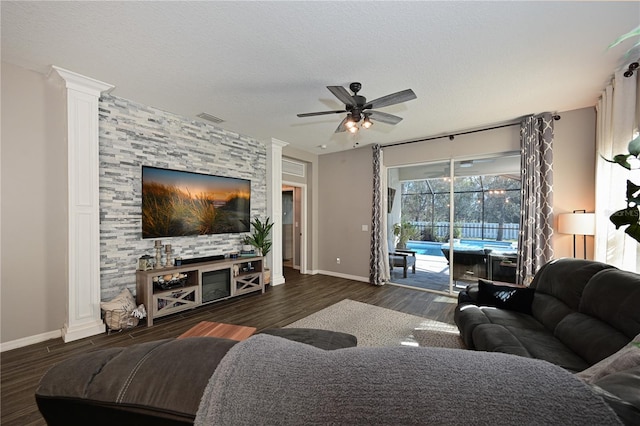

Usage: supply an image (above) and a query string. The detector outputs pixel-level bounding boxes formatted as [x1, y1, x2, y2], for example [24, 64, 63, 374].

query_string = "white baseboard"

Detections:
[316, 270, 369, 283]
[1, 329, 62, 352]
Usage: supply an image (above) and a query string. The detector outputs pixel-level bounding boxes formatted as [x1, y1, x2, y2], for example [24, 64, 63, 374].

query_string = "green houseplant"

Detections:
[242, 216, 274, 284]
[393, 221, 418, 249]
[604, 135, 640, 242]
[244, 216, 274, 257]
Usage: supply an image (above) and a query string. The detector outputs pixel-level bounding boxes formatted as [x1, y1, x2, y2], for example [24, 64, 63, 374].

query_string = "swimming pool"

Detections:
[406, 240, 517, 257]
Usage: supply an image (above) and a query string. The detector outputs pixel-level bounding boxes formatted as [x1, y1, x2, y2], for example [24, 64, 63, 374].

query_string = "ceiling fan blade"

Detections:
[327, 86, 357, 106]
[334, 116, 348, 133]
[297, 110, 346, 118]
[366, 89, 416, 109]
[368, 110, 403, 125]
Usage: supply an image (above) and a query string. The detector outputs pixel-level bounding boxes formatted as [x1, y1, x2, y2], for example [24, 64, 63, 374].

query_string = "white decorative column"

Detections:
[51, 66, 114, 342]
[267, 138, 288, 286]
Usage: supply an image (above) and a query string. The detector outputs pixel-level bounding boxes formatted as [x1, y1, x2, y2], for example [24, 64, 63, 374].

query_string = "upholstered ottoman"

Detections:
[36, 329, 357, 425]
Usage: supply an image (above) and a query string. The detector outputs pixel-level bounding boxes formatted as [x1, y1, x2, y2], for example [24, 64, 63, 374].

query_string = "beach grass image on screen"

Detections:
[142, 166, 250, 238]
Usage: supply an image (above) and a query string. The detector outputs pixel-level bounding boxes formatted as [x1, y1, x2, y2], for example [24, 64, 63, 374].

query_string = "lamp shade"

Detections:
[557, 213, 595, 235]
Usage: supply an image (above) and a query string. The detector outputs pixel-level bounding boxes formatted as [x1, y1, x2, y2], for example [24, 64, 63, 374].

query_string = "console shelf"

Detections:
[136, 256, 263, 326]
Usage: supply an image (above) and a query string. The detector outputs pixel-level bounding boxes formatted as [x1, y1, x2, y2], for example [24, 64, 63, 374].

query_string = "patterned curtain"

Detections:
[517, 113, 555, 285]
[370, 144, 390, 285]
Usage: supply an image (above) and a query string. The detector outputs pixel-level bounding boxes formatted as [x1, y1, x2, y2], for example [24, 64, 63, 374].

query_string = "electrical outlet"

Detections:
[336, 257, 341, 264]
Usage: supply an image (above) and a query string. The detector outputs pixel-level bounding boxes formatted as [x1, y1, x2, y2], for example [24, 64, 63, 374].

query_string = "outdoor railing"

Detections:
[412, 222, 519, 242]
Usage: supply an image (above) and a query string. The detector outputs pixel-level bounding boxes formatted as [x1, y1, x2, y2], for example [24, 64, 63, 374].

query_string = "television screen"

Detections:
[142, 166, 250, 238]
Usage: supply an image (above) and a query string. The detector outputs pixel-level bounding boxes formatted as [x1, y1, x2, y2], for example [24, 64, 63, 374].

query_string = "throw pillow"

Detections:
[100, 288, 137, 330]
[100, 288, 137, 313]
[576, 332, 640, 384]
[477, 279, 535, 315]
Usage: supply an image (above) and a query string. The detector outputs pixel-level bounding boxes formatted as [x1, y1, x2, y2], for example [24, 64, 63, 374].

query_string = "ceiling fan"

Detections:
[297, 82, 417, 133]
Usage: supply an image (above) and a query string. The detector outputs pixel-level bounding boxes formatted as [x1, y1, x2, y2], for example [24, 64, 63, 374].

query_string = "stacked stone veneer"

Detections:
[98, 95, 266, 300]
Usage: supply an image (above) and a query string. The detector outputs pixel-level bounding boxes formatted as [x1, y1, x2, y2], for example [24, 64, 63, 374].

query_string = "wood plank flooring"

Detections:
[1, 268, 457, 426]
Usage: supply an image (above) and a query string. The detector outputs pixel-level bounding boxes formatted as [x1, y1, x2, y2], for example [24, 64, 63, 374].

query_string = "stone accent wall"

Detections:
[98, 95, 266, 300]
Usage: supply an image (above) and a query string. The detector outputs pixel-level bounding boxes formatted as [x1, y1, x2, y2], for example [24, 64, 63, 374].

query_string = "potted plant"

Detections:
[604, 135, 640, 242]
[392, 221, 418, 250]
[243, 217, 274, 284]
[240, 235, 253, 253]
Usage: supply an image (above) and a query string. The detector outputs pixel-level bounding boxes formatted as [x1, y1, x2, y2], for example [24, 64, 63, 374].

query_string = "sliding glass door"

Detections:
[387, 154, 520, 294]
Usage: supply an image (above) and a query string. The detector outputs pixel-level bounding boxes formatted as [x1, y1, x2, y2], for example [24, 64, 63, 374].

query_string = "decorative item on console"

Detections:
[153, 272, 188, 290]
[165, 244, 172, 268]
[154, 240, 163, 269]
[138, 255, 154, 271]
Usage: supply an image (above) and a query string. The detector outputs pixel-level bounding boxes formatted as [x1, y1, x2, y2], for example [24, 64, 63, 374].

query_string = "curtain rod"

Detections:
[381, 114, 560, 149]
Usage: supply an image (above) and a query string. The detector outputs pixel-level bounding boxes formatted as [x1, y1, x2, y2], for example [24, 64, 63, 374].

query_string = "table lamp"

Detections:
[557, 210, 595, 259]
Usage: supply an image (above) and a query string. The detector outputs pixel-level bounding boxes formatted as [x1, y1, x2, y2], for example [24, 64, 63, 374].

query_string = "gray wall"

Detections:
[317, 146, 373, 278]
[1, 62, 68, 342]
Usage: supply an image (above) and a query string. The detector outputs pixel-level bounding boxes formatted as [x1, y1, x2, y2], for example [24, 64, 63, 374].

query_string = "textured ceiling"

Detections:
[2, 1, 638, 154]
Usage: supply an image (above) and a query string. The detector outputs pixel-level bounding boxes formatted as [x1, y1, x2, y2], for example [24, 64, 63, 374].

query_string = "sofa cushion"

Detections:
[530, 258, 615, 310]
[472, 323, 589, 372]
[477, 279, 535, 314]
[590, 365, 640, 425]
[577, 333, 640, 383]
[530, 292, 574, 333]
[580, 269, 640, 340]
[555, 312, 630, 365]
[593, 366, 640, 413]
[455, 302, 546, 349]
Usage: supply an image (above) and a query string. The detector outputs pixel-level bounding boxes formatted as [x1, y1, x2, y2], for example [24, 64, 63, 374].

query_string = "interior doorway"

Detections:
[282, 183, 306, 272]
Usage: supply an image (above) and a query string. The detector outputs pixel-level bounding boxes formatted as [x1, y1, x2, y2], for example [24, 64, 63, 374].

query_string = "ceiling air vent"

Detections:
[282, 159, 305, 178]
[196, 112, 225, 124]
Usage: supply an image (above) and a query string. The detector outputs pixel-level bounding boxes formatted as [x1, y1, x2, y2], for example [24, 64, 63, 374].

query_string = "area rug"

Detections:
[285, 299, 465, 349]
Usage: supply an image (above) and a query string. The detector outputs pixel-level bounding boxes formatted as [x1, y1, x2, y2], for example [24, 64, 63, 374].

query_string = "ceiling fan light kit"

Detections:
[297, 82, 416, 134]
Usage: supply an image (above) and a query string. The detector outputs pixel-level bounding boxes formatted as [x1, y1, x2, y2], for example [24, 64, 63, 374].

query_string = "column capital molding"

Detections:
[50, 65, 114, 96]
[267, 138, 289, 149]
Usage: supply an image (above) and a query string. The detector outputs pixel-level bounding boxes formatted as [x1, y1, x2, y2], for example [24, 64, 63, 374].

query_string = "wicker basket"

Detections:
[104, 308, 139, 332]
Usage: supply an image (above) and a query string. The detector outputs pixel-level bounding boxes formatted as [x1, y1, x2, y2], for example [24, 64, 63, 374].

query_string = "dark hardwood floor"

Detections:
[1, 268, 457, 426]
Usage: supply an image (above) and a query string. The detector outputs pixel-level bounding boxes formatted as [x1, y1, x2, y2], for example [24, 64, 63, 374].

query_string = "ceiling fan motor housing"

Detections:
[347, 94, 367, 122]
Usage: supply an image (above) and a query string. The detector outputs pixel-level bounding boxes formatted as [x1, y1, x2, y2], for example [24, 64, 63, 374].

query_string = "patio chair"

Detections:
[389, 249, 416, 278]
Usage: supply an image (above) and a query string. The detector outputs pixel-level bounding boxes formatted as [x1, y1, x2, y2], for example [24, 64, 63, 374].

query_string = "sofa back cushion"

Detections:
[555, 312, 630, 365]
[531, 292, 574, 332]
[530, 258, 615, 310]
[580, 268, 640, 339]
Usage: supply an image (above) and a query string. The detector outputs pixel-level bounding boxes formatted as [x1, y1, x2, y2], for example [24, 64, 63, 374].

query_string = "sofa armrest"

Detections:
[457, 283, 480, 304]
[36, 337, 237, 425]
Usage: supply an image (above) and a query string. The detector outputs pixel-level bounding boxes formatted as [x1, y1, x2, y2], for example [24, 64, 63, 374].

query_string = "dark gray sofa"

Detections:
[36, 332, 630, 425]
[454, 258, 640, 372]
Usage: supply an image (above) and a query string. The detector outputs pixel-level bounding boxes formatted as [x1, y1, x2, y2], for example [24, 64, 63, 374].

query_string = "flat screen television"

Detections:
[141, 166, 250, 238]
